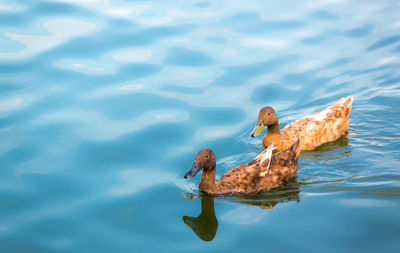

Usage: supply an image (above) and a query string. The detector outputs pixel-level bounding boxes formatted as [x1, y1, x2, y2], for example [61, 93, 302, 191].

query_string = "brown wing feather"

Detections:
[280, 96, 353, 150]
[215, 139, 301, 195]
[216, 160, 261, 195]
[255, 145, 299, 192]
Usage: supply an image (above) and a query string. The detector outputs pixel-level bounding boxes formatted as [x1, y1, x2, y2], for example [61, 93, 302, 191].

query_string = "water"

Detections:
[1, 0, 400, 252]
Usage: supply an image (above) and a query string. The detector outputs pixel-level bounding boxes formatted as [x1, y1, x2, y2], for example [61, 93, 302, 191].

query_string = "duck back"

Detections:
[275, 96, 353, 150]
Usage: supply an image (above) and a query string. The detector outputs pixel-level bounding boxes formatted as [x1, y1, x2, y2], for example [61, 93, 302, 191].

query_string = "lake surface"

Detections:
[1, 0, 400, 252]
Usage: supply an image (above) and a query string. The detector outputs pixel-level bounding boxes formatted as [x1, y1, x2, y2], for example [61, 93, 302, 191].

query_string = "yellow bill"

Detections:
[250, 121, 265, 137]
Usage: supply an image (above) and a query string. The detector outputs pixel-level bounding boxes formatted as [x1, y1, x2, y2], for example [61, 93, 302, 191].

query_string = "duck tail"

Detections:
[345, 96, 354, 107]
[340, 96, 353, 107]
[290, 138, 301, 159]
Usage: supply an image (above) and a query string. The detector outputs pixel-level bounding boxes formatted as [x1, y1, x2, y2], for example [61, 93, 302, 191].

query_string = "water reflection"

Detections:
[183, 183, 300, 241]
[300, 135, 351, 162]
[183, 195, 218, 242]
[232, 183, 301, 210]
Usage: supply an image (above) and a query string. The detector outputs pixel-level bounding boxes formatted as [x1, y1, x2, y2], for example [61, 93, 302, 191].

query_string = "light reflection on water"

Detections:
[1, 0, 400, 252]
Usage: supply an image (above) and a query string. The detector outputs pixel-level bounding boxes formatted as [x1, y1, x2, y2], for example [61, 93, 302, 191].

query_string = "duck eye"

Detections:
[268, 113, 271, 116]
[205, 155, 209, 158]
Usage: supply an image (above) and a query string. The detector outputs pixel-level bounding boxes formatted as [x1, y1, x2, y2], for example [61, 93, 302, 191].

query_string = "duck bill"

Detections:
[184, 161, 201, 179]
[251, 122, 265, 137]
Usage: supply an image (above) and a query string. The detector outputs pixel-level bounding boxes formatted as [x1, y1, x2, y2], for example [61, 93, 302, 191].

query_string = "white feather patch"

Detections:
[258, 143, 276, 177]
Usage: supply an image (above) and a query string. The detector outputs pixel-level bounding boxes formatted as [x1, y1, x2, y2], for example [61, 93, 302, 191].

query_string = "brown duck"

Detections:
[184, 139, 301, 196]
[250, 96, 353, 151]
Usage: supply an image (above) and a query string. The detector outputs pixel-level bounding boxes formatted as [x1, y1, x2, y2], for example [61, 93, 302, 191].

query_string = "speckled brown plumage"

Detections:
[252, 96, 353, 151]
[184, 139, 301, 196]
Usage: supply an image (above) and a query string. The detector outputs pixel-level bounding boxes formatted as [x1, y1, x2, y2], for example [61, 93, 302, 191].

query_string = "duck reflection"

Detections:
[183, 182, 300, 241]
[183, 195, 218, 242]
[233, 182, 300, 209]
[301, 135, 351, 162]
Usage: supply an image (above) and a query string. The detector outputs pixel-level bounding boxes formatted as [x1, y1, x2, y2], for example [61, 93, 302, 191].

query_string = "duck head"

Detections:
[251, 106, 278, 137]
[184, 149, 216, 179]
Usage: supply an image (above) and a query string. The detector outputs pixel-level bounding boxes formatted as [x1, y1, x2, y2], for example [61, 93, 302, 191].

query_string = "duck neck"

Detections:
[267, 122, 280, 135]
[199, 166, 216, 194]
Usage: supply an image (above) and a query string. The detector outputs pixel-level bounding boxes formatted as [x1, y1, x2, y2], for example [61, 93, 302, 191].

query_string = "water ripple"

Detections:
[35, 109, 189, 140]
[0, 19, 96, 59]
[1, 0, 400, 252]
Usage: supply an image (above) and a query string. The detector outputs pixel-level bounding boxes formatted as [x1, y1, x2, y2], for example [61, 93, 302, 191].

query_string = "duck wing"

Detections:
[255, 138, 301, 192]
[281, 96, 353, 150]
[217, 139, 301, 195]
[216, 152, 269, 194]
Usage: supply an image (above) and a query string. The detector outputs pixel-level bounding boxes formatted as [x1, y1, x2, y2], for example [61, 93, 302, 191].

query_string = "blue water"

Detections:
[1, 0, 400, 252]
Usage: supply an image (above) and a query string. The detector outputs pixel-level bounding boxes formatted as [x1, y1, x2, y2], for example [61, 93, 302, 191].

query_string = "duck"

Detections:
[250, 96, 353, 151]
[183, 139, 301, 196]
